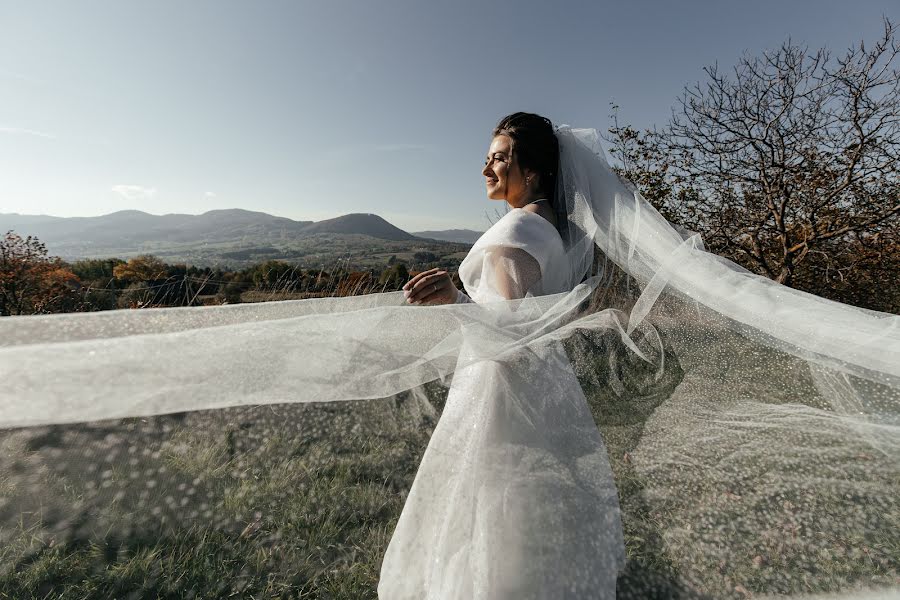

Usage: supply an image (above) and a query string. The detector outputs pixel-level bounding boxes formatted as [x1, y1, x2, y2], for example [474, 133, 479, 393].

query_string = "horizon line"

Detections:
[0, 207, 486, 232]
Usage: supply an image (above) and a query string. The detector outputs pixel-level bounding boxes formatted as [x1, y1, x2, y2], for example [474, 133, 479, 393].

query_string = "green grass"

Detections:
[0, 393, 440, 600]
[0, 328, 897, 599]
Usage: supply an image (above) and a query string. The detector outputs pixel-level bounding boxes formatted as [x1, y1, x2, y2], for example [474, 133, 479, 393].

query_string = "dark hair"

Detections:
[492, 112, 559, 202]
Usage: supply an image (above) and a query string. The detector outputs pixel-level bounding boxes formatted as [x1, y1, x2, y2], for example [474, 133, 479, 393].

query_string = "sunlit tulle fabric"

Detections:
[0, 126, 897, 599]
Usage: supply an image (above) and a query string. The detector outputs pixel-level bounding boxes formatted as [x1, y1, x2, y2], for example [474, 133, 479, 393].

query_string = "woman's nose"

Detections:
[482, 161, 492, 177]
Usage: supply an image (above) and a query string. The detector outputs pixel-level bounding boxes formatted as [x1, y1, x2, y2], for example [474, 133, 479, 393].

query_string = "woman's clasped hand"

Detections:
[403, 268, 459, 305]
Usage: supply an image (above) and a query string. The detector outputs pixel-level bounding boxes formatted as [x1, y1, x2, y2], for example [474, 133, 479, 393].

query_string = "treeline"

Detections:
[0, 231, 452, 316]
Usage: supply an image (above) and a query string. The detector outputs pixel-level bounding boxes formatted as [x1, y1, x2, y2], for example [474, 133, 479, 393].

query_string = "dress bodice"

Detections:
[458, 208, 568, 303]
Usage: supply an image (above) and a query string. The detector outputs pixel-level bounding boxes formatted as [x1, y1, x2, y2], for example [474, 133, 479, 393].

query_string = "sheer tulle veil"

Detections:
[0, 124, 897, 598]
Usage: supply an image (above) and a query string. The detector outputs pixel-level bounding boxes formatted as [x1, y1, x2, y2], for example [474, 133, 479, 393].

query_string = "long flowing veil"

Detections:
[0, 126, 897, 598]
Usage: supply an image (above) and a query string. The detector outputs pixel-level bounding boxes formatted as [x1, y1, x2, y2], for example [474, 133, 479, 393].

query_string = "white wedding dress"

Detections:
[378, 207, 625, 599]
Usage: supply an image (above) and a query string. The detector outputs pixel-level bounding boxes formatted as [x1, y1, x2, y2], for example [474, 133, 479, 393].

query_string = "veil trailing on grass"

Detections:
[0, 126, 898, 598]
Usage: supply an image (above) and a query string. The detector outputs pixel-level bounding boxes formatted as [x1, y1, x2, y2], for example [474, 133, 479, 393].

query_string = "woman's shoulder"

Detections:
[480, 208, 559, 246]
[459, 208, 569, 296]
[511, 207, 559, 233]
[467, 208, 565, 275]
[502, 209, 565, 257]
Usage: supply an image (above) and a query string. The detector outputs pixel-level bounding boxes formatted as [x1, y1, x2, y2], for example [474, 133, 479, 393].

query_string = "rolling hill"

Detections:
[411, 229, 484, 244]
[0, 209, 474, 268]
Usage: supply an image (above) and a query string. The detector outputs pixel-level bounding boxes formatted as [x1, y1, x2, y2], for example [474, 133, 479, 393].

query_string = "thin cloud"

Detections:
[204, 191, 217, 198]
[0, 127, 57, 140]
[111, 185, 157, 202]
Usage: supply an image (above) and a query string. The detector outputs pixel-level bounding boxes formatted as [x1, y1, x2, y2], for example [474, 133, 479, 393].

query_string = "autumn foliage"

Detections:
[113, 255, 170, 282]
[0, 231, 81, 316]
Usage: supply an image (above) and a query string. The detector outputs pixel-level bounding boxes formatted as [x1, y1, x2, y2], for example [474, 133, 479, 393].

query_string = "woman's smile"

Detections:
[482, 134, 515, 201]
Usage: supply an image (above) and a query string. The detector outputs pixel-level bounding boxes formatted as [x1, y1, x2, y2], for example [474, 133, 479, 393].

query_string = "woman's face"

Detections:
[482, 134, 531, 203]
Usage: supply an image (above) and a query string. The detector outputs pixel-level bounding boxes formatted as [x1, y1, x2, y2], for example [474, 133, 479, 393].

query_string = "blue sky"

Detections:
[1, 1, 896, 232]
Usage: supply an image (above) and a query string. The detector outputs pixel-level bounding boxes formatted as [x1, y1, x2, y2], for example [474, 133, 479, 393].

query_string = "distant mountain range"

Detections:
[0, 209, 483, 268]
[410, 229, 484, 244]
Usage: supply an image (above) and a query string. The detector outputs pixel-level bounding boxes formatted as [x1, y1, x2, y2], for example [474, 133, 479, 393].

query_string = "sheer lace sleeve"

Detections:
[457, 210, 563, 304]
[479, 245, 542, 301]
[455, 289, 475, 304]
[455, 246, 541, 303]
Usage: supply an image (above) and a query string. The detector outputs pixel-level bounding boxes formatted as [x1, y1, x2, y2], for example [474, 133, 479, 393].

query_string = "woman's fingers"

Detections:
[402, 268, 439, 292]
[406, 273, 444, 303]
[414, 284, 443, 305]
[404, 270, 449, 304]
[406, 270, 443, 296]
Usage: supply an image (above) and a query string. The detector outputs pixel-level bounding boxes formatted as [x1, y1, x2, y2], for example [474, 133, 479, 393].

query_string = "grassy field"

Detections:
[0, 327, 897, 599]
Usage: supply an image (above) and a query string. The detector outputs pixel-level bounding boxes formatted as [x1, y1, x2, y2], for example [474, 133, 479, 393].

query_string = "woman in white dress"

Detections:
[378, 113, 625, 599]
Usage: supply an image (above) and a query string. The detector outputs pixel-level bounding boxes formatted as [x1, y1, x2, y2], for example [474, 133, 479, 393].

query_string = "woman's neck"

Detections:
[519, 198, 548, 210]
[511, 197, 557, 228]
[506, 190, 544, 210]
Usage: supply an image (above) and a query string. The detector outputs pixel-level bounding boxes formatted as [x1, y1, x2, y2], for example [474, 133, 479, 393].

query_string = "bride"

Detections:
[380, 112, 899, 598]
[379, 113, 625, 599]
[0, 113, 897, 599]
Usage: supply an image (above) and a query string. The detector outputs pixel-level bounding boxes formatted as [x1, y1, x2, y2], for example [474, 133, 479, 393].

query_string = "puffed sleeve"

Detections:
[457, 210, 560, 304]
[479, 246, 542, 301]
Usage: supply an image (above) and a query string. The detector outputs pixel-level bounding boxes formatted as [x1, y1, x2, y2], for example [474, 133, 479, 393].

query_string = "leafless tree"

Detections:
[668, 19, 899, 286]
[609, 19, 899, 304]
